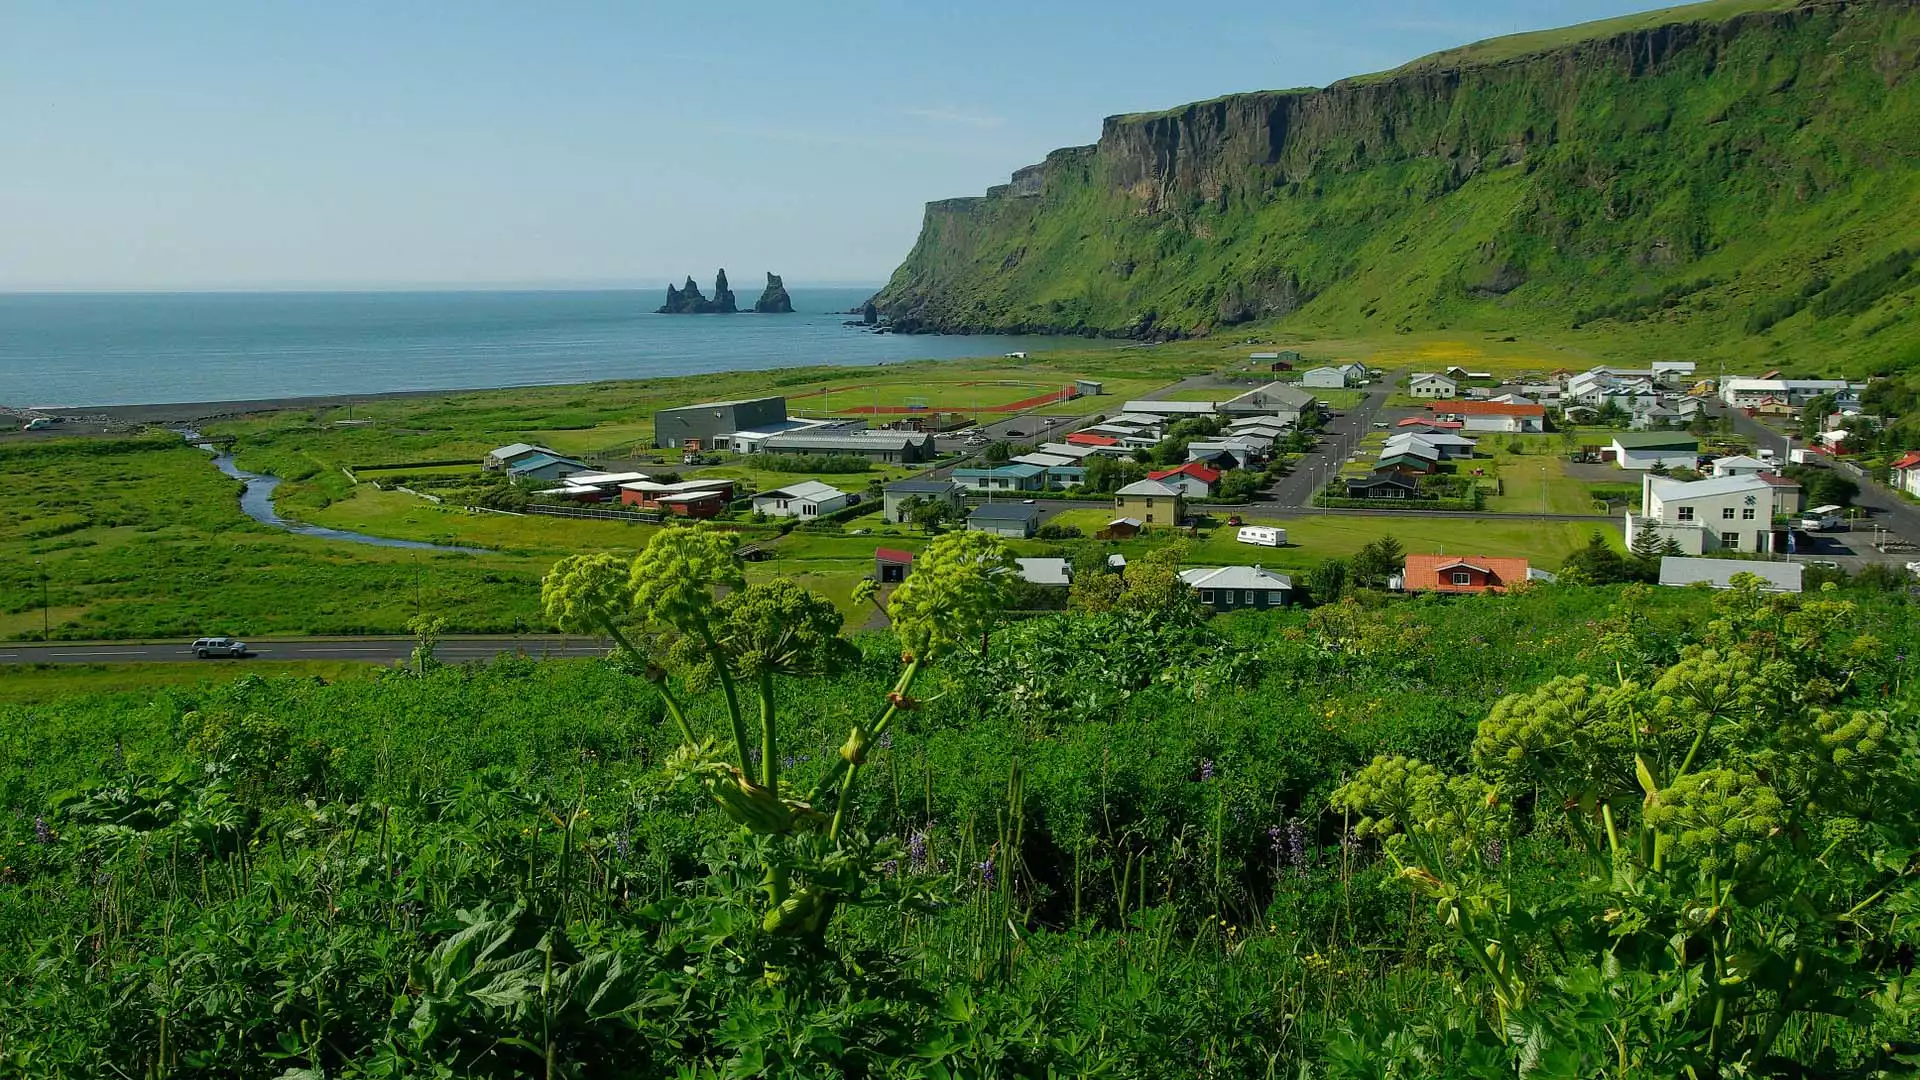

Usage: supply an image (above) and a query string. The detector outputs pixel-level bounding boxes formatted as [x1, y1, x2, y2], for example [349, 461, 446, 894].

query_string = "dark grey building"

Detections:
[883, 479, 962, 524]
[653, 395, 788, 449]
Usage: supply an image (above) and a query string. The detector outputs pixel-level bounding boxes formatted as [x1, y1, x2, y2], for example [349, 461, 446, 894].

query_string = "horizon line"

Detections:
[0, 281, 888, 297]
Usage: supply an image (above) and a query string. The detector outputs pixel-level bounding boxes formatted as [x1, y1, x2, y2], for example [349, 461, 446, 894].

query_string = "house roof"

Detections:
[968, 502, 1039, 522]
[1179, 565, 1293, 591]
[507, 452, 588, 474]
[1120, 400, 1218, 415]
[1015, 557, 1072, 586]
[1037, 442, 1100, 459]
[657, 490, 727, 504]
[1386, 432, 1475, 448]
[1409, 372, 1456, 385]
[1107, 517, 1142, 528]
[1012, 453, 1080, 468]
[885, 480, 957, 494]
[875, 547, 915, 563]
[620, 478, 735, 494]
[756, 480, 846, 502]
[490, 442, 555, 461]
[1223, 383, 1317, 410]
[1398, 418, 1464, 430]
[1890, 451, 1920, 471]
[1115, 479, 1184, 498]
[1710, 455, 1771, 470]
[1647, 474, 1776, 501]
[1108, 413, 1169, 427]
[1428, 400, 1547, 417]
[1347, 473, 1417, 489]
[1658, 556, 1803, 592]
[1402, 554, 1532, 592]
[563, 471, 650, 486]
[1148, 462, 1223, 484]
[760, 431, 932, 453]
[1609, 432, 1699, 450]
[1066, 432, 1121, 446]
[1756, 473, 1802, 488]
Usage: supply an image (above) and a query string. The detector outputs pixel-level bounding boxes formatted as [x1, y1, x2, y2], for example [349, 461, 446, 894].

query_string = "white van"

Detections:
[1236, 525, 1285, 548]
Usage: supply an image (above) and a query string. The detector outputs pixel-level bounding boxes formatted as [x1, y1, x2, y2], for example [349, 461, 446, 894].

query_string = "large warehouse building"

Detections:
[652, 396, 788, 449]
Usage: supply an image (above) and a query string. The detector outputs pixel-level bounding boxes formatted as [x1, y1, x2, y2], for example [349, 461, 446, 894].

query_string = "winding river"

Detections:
[183, 431, 486, 554]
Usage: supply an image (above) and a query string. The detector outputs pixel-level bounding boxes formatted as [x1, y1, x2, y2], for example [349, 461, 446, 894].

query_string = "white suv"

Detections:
[192, 636, 248, 659]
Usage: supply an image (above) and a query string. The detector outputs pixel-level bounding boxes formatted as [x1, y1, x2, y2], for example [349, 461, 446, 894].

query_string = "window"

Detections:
[1144, 498, 1155, 508]
[802, 503, 815, 516]
[1244, 590, 1256, 605]
[1220, 591, 1233, 606]
[1721, 532, 1740, 549]
[1200, 590, 1214, 604]
[1268, 591, 1285, 605]
[1451, 571, 1473, 586]
[1677, 506, 1695, 522]
[1742, 508, 1755, 520]
[1722, 507, 1736, 520]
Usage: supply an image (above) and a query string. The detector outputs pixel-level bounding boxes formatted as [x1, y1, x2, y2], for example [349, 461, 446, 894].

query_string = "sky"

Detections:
[2, 1, 1683, 291]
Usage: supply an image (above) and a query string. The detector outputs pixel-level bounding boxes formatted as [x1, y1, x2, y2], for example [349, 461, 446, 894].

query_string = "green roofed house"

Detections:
[1606, 432, 1701, 472]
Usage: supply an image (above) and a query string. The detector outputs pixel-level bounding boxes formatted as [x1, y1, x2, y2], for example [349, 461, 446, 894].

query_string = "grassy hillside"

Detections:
[873, 0, 1920, 375]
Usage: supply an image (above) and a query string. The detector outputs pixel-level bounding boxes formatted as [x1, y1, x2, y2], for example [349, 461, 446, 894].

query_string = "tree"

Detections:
[1349, 536, 1405, 589]
[1784, 464, 1858, 509]
[1067, 564, 1126, 613]
[1216, 469, 1266, 502]
[982, 441, 1012, 464]
[906, 496, 953, 533]
[1559, 531, 1641, 584]
[1305, 558, 1348, 605]
[1799, 392, 1837, 439]
[1629, 525, 1664, 566]
[1660, 536, 1686, 557]
[1083, 455, 1146, 494]
[1116, 543, 1197, 615]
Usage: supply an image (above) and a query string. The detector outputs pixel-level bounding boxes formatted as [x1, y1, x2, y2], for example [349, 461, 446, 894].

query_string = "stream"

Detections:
[181, 431, 487, 554]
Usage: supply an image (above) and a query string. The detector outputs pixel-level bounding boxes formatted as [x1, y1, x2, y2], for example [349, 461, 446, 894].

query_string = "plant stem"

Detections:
[809, 658, 922, 804]
[758, 670, 778, 792]
[694, 621, 751, 769]
[595, 615, 697, 745]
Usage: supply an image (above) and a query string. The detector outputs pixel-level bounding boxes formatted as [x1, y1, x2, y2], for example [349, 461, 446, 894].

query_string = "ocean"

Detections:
[0, 288, 1078, 408]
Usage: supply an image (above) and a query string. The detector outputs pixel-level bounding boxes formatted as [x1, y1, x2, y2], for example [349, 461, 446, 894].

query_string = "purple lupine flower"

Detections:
[908, 829, 929, 871]
[880, 859, 899, 877]
[614, 829, 632, 859]
[1199, 759, 1215, 782]
[877, 730, 894, 751]
[975, 858, 995, 888]
[1484, 837, 1504, 867]
[747, 747, 761, 766]
[1287, 819, 1309, 870]
[781, 755, 796, 771]
[1268, 825, 1285, 856]
[33, 815, 53, 845]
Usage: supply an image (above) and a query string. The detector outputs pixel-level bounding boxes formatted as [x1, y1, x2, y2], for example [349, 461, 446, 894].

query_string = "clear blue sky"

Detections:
[3, 1, 1678, 291]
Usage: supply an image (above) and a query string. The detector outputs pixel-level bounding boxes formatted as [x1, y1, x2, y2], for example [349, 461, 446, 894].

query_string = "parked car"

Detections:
[191, 636, 249, 659]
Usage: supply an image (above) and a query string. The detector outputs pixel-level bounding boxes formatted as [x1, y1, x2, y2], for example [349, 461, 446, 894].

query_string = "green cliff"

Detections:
[871, 0, 1920, 372]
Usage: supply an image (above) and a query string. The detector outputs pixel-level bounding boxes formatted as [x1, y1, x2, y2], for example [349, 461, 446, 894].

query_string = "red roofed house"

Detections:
[1066, 432, 1121, 448]
[619, 478, 736, 518]
[874, 547, 915, 584]
[1400, 554, 1538, 594]
[1891, 451, 1920, 499]
[1147, 461, 1222, 497]
[1398, 418, 1465, 431]
[1427, 400, 1547, 434]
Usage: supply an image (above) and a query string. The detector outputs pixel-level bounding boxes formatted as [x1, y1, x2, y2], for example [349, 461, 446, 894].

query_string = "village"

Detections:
[469, 354, 1920, 608]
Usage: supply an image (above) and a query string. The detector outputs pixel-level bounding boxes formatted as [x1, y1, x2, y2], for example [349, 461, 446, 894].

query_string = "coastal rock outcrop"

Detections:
[753, 273, 794, 314]
[656, 269, 776, 314]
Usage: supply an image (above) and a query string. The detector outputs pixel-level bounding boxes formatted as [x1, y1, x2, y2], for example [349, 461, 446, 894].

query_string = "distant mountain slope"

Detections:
[871, 0, 1920, 374]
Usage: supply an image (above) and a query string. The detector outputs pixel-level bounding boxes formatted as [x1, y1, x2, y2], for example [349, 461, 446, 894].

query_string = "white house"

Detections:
[1606, 433, 1700, 471]
[1337, 362, 1371, 385]
[1385, 432, 1476, 460]
[1891, 452, 1920, 497]
[1408, 372, 1457, 399]
[1299, 366, 1350, 389]
[1014, 557, 1072, 588]
[751, 479, 850, 519]
[1719, 378, 1864, 409]
[1709, 455, 1774, 478]
[1626, 473, 1801, 555]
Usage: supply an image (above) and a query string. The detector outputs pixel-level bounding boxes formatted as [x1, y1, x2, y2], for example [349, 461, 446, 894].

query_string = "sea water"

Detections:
[0, 288, 1081, 408]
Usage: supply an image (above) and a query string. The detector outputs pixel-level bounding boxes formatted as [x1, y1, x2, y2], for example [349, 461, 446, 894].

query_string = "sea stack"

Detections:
[654, 269, 758, 314]
[754, 272, 794, 314]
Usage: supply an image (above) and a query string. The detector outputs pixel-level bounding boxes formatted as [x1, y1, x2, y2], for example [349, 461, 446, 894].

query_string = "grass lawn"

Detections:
[1042, 508, 1619, 572]
[304, 487, 661, 553]
[0, 661, 379, 706]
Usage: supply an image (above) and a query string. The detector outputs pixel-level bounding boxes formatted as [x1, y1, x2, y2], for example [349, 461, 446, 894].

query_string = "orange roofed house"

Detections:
[1399, 554, 1548, 594]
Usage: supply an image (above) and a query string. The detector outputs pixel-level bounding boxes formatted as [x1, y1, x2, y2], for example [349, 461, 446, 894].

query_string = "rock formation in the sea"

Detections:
[753, 273, 794, 313]
[655, 269, 759, 314]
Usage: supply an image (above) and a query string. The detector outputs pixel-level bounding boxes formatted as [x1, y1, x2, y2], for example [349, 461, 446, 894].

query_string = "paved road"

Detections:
[1266, 370, 1408, 508]
[0, 636, 614, 666]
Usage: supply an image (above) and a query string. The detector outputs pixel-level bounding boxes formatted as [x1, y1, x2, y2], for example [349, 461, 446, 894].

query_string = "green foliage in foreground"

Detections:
[0, 580, 1915, 1077]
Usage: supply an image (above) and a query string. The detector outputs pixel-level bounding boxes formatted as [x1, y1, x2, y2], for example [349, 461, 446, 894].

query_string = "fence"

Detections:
[524, 504, 663, 524]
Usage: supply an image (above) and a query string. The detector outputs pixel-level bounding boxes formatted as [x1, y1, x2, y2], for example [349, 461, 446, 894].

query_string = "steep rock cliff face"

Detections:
[871, 0, 1920, 370]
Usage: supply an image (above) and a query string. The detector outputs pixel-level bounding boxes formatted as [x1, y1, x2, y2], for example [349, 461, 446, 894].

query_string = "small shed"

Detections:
[874, 547, 915, 584]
